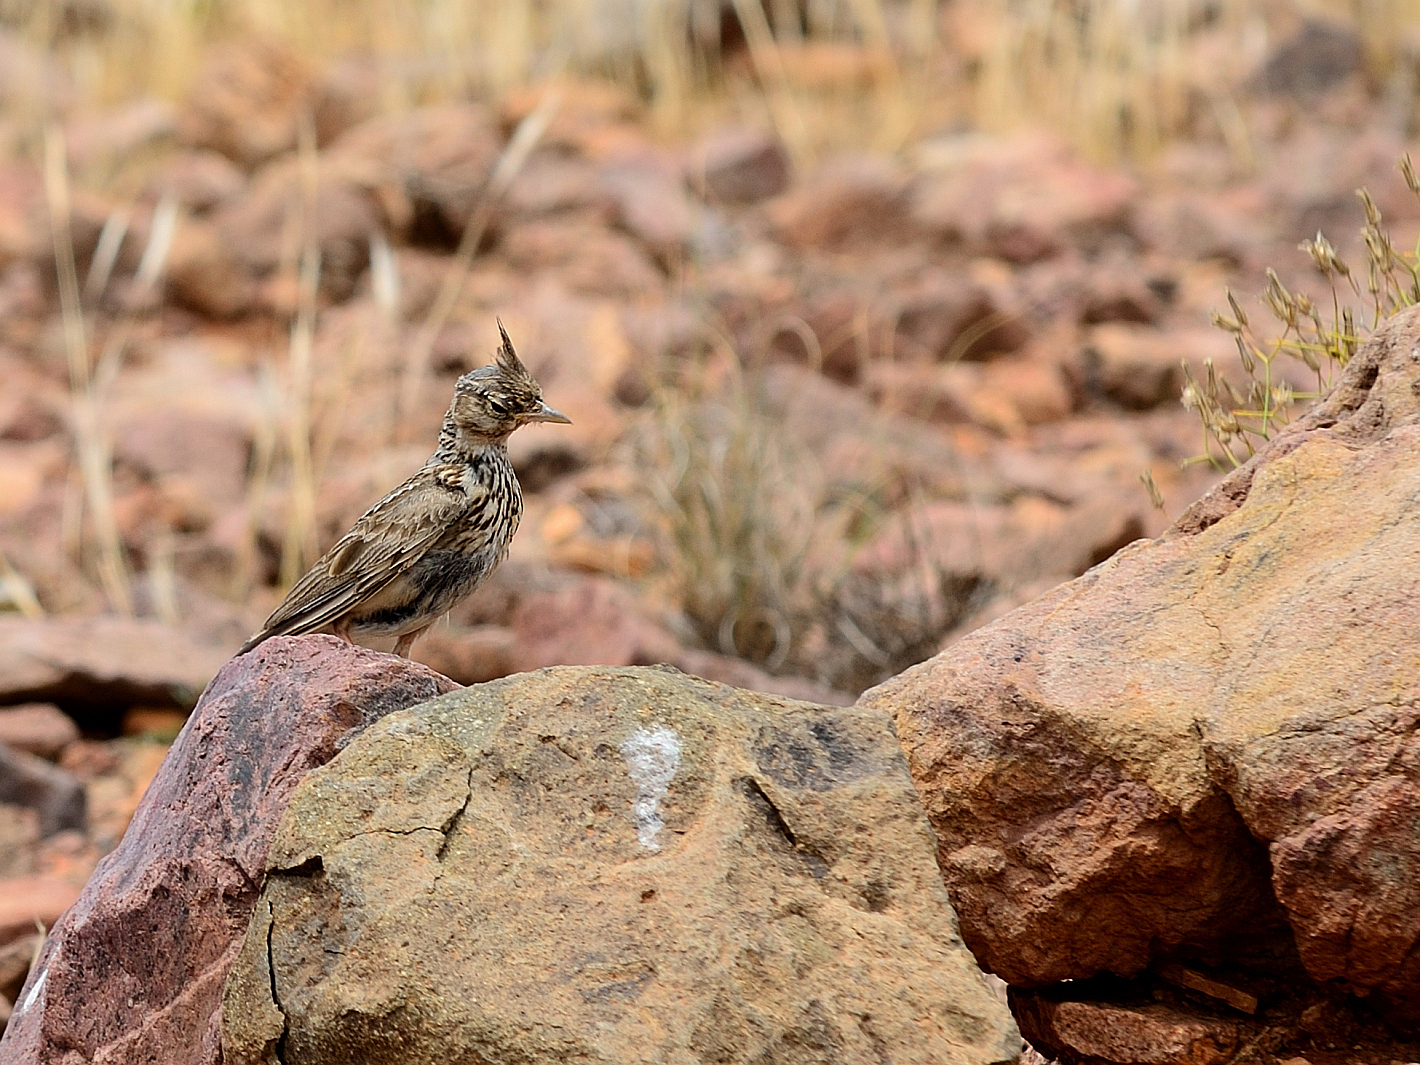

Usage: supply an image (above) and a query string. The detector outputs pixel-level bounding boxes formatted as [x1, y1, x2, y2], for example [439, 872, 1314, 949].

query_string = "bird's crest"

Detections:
[494, 319, 529, 379]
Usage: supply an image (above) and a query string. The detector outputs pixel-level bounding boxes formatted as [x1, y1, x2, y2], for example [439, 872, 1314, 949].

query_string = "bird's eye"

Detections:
[488, 399, 510, 417]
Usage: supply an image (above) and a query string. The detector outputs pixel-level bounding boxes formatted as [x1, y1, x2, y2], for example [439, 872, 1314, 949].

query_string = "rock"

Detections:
[768, 155, 911, 250]
[0, 636, 457, 1065]
[855, 490, 1146, 596]
[410, 624, 517, 685]
[891, 272, 1029, 362]
[64, 98, 176, 173]
[112, 403, 255, 509]
[310, 54, 383, 147]
[502, 149, 605, 218]
[1135, 190, 1263, 267]
[326, 103, 501, 246]
[0, 358, 62, 443]
[164, 217, 259, 318]
[1010, 991, 1246, 1065]
[0, 704, 78, 760]
[501, 215, 665, 297]
[912, 133, 1137, 263]
[1253, 18, 1365, 97]
[121, 707, 188, 739]
[0, 932, 40, 998]
[221, 666, 1021, 1065]
[599, 153, 695, 262]
[1079, 264, 1164, 325]
[0, 878, 80, 947]
[146, 150, 246, 215]
[860, 306, 1420, 1029]
[868, 355, 1074, 434]
[509, 574, 681, 671]
[178, 39, 315, 168]
[672, 648, 851, 706]
[498, 78, 643, 158]
[210, 156, 383, 303]
[0, 616, 227, 727]
[1071, 323, 1239, 411]
[691, 126, 791, 204]
[767, 282, 880, 383]
[0, 803, 39, 878]
[0, 742, 85, 837]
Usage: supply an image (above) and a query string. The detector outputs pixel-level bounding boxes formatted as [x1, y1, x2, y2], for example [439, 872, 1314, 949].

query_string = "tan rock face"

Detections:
[222, 666, 1021, 1065]
[861, 305, 1420, 1029]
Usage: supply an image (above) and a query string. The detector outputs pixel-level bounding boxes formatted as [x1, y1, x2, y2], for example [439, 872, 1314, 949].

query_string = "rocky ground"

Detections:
[2, 10, 1420, 1060]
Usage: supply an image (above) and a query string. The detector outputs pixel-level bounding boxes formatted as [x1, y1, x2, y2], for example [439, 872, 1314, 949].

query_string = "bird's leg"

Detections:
[334, 618, 354, 645]
[393, 625, 431, 658]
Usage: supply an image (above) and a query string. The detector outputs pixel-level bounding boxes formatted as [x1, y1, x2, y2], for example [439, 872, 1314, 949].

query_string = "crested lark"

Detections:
[238, 323, 570, 658]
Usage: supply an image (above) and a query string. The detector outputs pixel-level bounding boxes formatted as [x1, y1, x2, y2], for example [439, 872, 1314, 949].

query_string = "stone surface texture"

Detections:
[861, 305, 1420, 1029]
[0, 635, 456, 1065]
[222, 665, 1021, 1065]
[1011, 991, 1245, 1065]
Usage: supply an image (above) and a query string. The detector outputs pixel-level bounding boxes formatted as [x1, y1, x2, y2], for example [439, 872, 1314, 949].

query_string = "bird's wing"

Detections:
[240, 471, 485, 652]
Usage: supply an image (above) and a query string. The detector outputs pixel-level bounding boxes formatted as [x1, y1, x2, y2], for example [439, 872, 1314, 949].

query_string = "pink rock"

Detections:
[177, 39, 315, 168]
[210, 155, 384, 303]
[0, 615, 227, 721]
[767, 155, 911, 250]
[326, 102, 501, 242]
[0, 878, 80, 948]
[691, 127, 790, 204]
[0, 635, 457, 1064]
[599, 153, 695, 261]
[510, 574, 680, 671]
[1012, 993, 1245, 1065]
[500, 216, 665, 298]
[145, 150, 246, 216]
[912, 133, 1137, 263]
[0, 704, 77, 761]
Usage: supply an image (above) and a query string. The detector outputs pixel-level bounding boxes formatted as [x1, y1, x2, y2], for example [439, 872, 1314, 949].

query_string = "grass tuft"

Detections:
[1190, 156, 1420, 468]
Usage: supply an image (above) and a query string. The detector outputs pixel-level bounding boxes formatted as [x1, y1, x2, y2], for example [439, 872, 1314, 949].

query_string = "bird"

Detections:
[237, 322, 570, 658]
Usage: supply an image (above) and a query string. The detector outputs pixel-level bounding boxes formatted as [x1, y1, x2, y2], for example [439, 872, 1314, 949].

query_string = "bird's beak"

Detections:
[533, 401, 572, 425]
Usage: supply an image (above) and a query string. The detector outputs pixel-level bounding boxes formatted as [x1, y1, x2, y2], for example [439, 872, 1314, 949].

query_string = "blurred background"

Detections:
[1, 0, 1420, 998]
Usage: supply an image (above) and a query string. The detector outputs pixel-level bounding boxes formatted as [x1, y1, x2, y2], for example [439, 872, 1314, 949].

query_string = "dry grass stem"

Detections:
[0, 549, 45, 619]
[279, 115, 323, 586]
[44, 124, 133, 616]
[396, 82, 562, 432]
[1191, 157, 1420, 467]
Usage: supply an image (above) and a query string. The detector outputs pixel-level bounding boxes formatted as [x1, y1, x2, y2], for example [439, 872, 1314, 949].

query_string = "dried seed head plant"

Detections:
[636, 348, 820, 673]
[634, 334, 987, 694]
[1187, 155, 1420, 469]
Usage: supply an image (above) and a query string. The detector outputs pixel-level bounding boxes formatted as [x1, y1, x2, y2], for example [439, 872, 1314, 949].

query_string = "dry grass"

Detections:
[1189, 157, 1420, 467]
[636, 339, 984, 693]
[8, 0, 1420, 167]
[637, 348, 820, 673]
[8, 0, 1420, 637]
[44, 124, 133, 615]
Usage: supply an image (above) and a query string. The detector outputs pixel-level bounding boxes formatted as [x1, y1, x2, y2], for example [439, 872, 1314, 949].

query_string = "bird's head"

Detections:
[448, 322, 571, 441]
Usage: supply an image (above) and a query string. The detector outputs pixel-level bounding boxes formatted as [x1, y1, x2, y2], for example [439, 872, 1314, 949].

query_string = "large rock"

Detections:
[222, 666, 1021, 1065]
[0, 636, 456, 1065]
[861, 305, 1420, 1030]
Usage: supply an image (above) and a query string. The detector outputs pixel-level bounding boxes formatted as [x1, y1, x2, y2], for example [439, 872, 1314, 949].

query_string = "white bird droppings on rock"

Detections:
[620, 725, 681, 851]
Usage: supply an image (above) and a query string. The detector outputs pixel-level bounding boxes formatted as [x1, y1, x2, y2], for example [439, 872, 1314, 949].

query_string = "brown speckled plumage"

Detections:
[238, 323, 569, 658]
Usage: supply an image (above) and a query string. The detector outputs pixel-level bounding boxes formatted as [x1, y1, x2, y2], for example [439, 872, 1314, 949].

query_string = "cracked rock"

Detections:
[221, 665, 1021, 1065]
[861, 304, 1420, 1032]
[0, 635, 457, 1065]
